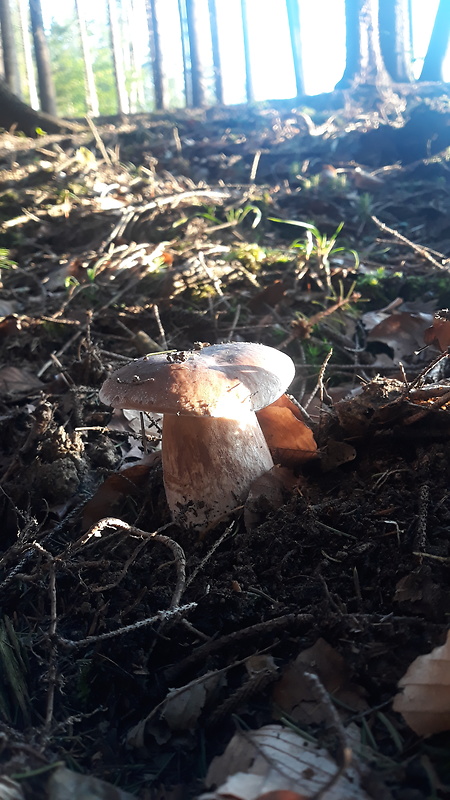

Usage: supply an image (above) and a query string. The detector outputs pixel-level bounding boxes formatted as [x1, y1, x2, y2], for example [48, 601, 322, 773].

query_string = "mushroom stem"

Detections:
[162, 412, 274, 531]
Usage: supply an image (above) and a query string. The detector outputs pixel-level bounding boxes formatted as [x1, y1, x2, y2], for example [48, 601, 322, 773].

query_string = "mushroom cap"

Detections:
[99, 342, 295, 419]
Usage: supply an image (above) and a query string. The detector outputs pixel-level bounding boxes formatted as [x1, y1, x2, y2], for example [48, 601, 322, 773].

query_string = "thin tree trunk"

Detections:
[336, 0, 391, 89]
[285, 0, 304, 96]
[379, 0, 413, 81]
[0, 0, 21, 95]
[107, 0, 129, 114]
[178, 0, 191, 106]
[420, 0, 450, 81]
[18, 0, 38, 108]
[29, 0, 56, 114]
[240, 0, 254, 102]
[75, 0, 99, 116]
[145, 0, 165, 109]
[124, 0, 145, 111]
[208, 0, 223, 104]
[185, 0, 205, 107]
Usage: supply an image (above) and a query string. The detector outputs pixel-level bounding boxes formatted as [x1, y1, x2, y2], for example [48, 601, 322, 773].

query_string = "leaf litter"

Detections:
[1, 98, 450, 798]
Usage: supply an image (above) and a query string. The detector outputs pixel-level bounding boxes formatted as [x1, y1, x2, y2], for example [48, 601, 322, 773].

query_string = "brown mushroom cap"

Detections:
[99, 342, 295, 419]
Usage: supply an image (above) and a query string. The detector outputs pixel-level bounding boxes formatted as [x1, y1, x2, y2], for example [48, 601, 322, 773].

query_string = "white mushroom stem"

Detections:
[162, 412, 274, 532]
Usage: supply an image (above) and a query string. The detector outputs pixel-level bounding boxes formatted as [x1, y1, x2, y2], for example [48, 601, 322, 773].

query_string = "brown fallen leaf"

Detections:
[244, 465, 300, 531]
[393, 630, 450, 736]
[81, 459, 159, 530]
[0, 366, 43, 396]
[257, 395, 317, 467]
[202, 724, 371, 800]
[48, 765, 136, 800]
[367, 311, 433, 364]
[273, 638, 367, 726]
[424, 309, 450, 352]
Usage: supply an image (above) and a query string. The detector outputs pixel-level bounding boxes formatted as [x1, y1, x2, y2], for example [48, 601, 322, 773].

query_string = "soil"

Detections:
[1, 87, 450, 799]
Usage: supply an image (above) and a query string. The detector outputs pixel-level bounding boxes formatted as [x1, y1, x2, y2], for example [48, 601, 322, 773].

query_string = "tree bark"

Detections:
[18, 0, 39, 108]
[208, 0, 223, 104]
[75, 0, 99, 117]
[336, 0, 391, 88]
[0, 76, 82, 135]
[185, 0, 205, 107]
[240, 0, 254, 102]
[420, 0, 450, 82]
[29, 0, 57, 114]
[379, 0, 413, 81]
[285, 0, 304, 96]
[107, 0, 129, 114]
[178, 0, 191, 106]
[145, 0, 165, 109]
[0, 0, 21, 96]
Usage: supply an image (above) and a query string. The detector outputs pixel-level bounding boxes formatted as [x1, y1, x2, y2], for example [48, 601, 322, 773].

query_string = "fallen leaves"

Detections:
[256, 394, 317, 467]
[393, 631, 450, 737]
[201, 724, 370, 800]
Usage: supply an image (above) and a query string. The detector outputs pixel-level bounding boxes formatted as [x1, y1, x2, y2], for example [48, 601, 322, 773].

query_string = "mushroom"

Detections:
[99, 342, 295, 532]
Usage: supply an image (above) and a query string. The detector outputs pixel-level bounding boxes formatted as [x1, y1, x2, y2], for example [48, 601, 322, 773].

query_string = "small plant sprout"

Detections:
[99, 342, 295, 533]
[269, 218, 359, 289]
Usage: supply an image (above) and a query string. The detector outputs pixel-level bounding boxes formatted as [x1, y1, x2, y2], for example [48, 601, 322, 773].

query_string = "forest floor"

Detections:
[1, 86, 450, 800]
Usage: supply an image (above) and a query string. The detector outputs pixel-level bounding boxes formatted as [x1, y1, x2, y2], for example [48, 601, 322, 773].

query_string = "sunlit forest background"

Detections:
[1, 0, 449, 121]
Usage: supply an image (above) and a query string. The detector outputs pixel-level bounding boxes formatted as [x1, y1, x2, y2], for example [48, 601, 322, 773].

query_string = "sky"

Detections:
[41, 0, 450, 106]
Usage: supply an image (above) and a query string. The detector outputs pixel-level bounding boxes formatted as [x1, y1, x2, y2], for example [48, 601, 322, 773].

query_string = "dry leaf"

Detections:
[82, 460, 158, 530]
[0, 366, 43, 396]
[257, 395, 317, 467]
[321, 439, 356, 471]
[273, 639, 367, 726]
[393, 630, 450, 736]
[244, 465, 300, 531]
[202, 724, 371, 800]
[367, 312, 433, 364]
[162, 672, 223, 731]
[0, 777, 25, 800]
[48, 766, 136, 799]
[424, 309, 450, 352]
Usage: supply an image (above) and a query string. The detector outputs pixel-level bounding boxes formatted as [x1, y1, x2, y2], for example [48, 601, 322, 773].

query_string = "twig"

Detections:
[77, 517, 186, 607]
[302, 670, 352, 800]
[32, 543, 58, 739]
[371, 215, 445, 269]
[153, 303, 168, 349]
[304, 347, 333, 411]
[250, 149, 261, 182]
[85, 115, 111, 165]
[58, 603, 196, 650]
[165, 611, 314, 683]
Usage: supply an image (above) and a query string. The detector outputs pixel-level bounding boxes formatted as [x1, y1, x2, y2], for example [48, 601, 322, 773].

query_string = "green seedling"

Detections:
[0, 248, 17, 269]
[225, 203, 262, 229]
[269, 218, 359, 289]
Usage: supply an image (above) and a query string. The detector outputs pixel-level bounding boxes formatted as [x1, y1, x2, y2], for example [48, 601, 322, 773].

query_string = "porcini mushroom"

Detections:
[99, 342, 295, 532]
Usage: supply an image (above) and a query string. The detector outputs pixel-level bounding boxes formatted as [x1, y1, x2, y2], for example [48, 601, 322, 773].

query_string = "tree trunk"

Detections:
[0, 0, 21, 96]
[420, 0, 450, 81]
[75, 0, 99, 116]
[0, 75, 82, 135]
[285, 0, 304, 96]
[379, 0, 413, 81]
[107, 0, 129, 114]
[336, 0, 391, 88]
[178, 0, 191, 106]
[185, 0, 205, 107]
[240, 0, 254, 102]
[208, 0, 223, 104]
[29, 0, 56, 114]
[123, 0, 146, 112]
[145, 0, 165, 109]
[18, 0, 38, 108]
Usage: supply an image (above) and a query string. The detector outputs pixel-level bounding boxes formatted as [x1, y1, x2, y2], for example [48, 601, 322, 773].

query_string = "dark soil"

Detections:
[1, 88, 450, 799]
